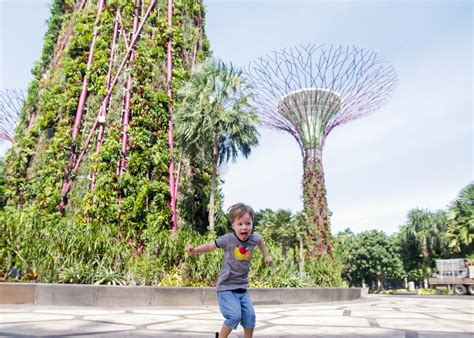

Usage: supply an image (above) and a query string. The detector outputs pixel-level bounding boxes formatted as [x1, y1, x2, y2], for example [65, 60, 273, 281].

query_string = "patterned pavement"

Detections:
[0, 295, 473, 337]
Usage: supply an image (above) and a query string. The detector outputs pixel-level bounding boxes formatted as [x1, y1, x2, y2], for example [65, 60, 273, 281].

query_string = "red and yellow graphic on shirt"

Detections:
[234, 245, 252, 261]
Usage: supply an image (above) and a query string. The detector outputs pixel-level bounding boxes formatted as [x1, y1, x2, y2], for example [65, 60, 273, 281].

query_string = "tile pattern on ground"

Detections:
[0, 295, 473, 337]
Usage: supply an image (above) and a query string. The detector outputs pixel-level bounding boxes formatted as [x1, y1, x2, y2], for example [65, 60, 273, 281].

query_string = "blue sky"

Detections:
[1, 0, 472, 234]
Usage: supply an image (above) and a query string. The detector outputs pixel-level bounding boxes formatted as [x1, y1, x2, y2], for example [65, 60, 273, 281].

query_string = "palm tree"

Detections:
[405, 208, 436, 287]
[174, 59, 259, 232]
[446, 184, 474, 255]
[255, 209, 309, 276]
[430, 210, 450, 258]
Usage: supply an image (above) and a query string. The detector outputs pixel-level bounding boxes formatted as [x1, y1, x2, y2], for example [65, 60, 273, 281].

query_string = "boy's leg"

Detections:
[239, 292, 256, 338]
[219, 324, 232, 337]
[243, 327, 254, 338]
[217, 291, 242, 337]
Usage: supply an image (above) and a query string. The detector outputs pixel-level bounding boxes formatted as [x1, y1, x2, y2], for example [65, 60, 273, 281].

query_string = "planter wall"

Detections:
[0, 283, 368, 306]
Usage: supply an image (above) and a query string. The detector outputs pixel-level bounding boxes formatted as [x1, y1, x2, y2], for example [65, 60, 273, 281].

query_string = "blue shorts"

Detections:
[217, 290, 256, 329]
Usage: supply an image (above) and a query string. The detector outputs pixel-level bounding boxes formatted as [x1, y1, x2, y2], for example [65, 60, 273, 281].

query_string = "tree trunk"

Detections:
[303, 147, 332, 256]
[208, 134, 219, 232]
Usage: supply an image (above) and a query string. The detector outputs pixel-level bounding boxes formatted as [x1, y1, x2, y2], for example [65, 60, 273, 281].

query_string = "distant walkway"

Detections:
[0, 295, 472, 337]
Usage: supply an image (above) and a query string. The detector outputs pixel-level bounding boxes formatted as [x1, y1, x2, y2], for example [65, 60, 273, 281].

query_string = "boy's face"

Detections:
[231, 212, 253, 241]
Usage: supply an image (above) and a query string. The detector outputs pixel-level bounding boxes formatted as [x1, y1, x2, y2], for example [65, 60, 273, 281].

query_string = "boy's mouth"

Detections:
[239, 231, 249, 239]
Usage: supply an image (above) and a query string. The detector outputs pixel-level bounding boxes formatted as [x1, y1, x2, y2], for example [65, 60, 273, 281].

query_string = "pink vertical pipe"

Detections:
[71, 0, 104, 142]
[118, 0, 140, 177]
[26, 111, 36, 132]
[90, 9, 120, 192]
[58, 0, 157, 211]
[174, 157, 181, 198]
[59, 0, 104, 211]
[28, 0, 87, 134]
[117, 11, 130, 50]
[166, 0, 177, 231]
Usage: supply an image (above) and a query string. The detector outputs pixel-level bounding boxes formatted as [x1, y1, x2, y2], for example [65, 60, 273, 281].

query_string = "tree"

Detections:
[446, 184, 474, 256]
[406, 209, 434, 259]
[347, 230, 404, 289]
[255, 209, 310, 276]
[333, 228, 355, 281]
[245, 44, 398, 256]
[430, 210, 450, 258]
[398, 208, 451, 286]
[174, 59, 259, 232]
[5, 0, 208, 228]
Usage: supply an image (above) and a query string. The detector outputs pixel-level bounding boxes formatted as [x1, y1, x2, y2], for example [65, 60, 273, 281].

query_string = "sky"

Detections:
[0, 0, 472, 234]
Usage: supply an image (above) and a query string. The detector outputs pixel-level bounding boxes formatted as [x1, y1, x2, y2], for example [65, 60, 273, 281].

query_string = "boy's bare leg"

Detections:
[219, 324, 232, 337]
[243, 328, 254, 338]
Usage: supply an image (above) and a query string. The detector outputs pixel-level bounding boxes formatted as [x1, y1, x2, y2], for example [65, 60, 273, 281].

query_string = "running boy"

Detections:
[185, 203, 273, 338]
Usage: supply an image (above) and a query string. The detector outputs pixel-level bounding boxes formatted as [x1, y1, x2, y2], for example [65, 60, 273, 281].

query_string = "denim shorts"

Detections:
[217, 290, 256, 329]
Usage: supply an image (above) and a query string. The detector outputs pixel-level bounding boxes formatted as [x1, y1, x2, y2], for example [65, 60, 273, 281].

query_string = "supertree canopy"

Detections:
[0, 89, 24, 143]
[246, 44, 398, 255]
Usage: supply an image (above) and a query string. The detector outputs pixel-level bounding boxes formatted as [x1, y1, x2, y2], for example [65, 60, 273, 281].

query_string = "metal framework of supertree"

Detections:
[245, 43, 398, 256]
[0, 89, 24, 143]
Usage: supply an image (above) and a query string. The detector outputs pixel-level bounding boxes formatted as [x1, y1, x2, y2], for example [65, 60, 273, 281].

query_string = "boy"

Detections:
[185, 203, 273, 338]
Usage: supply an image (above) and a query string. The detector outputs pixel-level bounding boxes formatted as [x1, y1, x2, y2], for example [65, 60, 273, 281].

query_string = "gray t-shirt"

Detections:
[215, 232, 261, 292]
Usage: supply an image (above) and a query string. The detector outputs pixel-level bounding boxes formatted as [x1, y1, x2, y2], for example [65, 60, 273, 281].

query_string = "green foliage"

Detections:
[398, 208, 450, 282]
[0, 205, 345, 287]
[446, 183, 474, 255]
[344, 230, 404, 289]
[255, 209, 309, 258]
[305, 256, 346, 287]
[396, 198, 471, 284]
[253, 208, 345, 287]
[416, 288, 453, 295]
[175, 59, 259, 165]
[174, 58, 259, 231]
[0, 159, 7, 209]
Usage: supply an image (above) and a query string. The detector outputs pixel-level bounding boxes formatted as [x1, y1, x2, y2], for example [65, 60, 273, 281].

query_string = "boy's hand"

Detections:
[264, 255, 273, 267]
[185, 245, 196, 254]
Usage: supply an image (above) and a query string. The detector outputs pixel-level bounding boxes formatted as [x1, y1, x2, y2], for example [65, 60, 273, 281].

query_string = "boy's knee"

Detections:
[242, 308, 256, 328]
[224, 311, 242, 329]
[227, 311, 242, 324]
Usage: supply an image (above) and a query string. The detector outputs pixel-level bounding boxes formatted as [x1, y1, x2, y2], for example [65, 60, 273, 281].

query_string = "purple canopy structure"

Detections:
[245, 44, 397, 255]
[0, 89, 24, 143]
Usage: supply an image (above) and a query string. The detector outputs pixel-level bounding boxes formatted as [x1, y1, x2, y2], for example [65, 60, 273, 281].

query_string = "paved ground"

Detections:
[0, 295, 472, 337]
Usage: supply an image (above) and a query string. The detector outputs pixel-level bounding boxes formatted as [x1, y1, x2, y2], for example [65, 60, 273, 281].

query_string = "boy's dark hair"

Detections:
[227, 203, 255, 223]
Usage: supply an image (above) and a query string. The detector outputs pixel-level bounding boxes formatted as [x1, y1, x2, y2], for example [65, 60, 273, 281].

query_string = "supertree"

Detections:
[0, 89, 24, 143]
[245, 44, 398, 256]
[5, 0, 208, 231]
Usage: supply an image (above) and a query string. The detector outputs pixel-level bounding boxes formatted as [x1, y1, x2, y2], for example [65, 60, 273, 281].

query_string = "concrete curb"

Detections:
[0, 283, 368, 306]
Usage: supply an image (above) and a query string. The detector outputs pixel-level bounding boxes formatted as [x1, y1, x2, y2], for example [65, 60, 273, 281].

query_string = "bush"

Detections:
[0, 206, 346, 288]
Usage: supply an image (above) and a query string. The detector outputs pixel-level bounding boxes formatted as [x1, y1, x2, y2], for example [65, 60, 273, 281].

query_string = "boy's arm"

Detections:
[257, 239, 273, 266]
[185, 241, 217, 254]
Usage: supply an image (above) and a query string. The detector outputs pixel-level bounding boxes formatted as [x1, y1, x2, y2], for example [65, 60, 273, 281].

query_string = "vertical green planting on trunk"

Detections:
[2, 0, 216, 282]
[303, 152, 331, 255]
